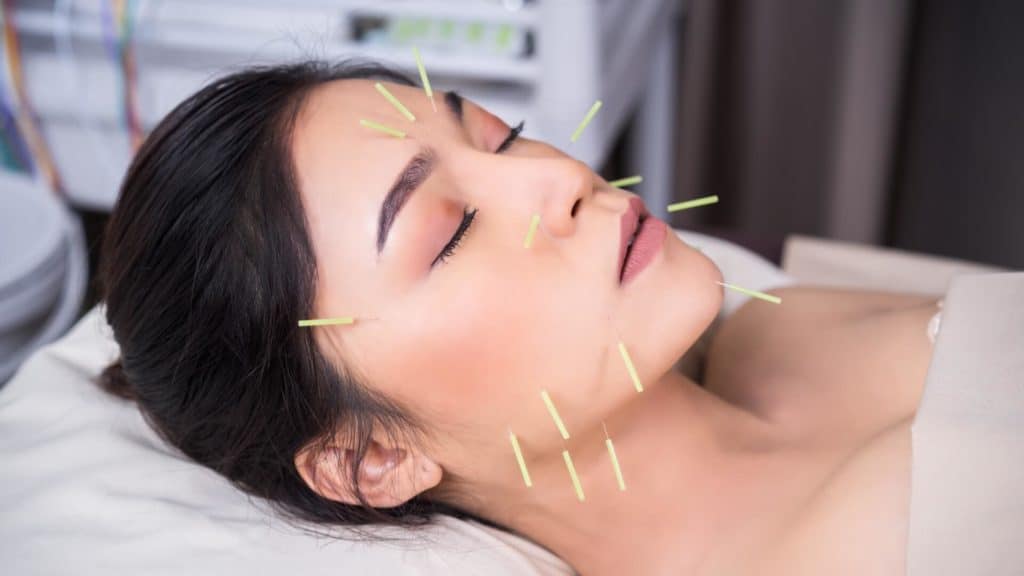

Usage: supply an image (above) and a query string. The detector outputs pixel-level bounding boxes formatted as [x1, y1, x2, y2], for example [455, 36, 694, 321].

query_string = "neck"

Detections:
[463, 371, 792, 575]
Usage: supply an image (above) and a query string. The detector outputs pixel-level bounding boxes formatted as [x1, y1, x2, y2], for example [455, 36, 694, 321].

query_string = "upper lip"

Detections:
[617, 196, 650, 280]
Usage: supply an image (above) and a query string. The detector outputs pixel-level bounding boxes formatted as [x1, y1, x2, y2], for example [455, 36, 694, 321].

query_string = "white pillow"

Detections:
[0, 306, 575, 575]
[0, 229, 788, 575]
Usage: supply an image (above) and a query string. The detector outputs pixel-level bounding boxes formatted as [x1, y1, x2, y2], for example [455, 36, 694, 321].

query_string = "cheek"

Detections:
[372, 256, 611, 431]
[368, 272, 530, 427]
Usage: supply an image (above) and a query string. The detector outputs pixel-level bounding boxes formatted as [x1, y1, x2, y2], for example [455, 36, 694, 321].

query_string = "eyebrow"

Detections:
[376, 91, 465, 255]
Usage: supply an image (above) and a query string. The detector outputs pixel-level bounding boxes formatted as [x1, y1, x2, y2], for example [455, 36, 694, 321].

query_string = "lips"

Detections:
[618, 196, 649, 281]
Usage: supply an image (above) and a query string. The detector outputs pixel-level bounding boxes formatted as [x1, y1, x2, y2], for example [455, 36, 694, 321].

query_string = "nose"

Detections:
[524, 156, 595, 238]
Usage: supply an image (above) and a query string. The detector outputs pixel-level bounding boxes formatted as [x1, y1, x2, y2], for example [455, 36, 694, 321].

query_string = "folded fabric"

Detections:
[907, 272, 1024, 575]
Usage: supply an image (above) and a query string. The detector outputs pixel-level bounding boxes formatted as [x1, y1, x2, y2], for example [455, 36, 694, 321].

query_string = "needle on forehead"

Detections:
[374, 82, 416, 122]
[412, 47, 437, 112]
[359, 119, 406, 139]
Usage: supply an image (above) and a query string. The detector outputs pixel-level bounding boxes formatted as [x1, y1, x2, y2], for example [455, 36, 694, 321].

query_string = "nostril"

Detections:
[570, 198, 582, 217]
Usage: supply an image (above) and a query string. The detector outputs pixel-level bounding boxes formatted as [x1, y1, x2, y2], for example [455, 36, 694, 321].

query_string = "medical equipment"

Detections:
[0, 171, 86, 385]
[4, 0, 683, 213]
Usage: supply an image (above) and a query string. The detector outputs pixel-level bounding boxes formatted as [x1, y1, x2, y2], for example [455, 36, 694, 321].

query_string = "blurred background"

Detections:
[1, 0, 1021, 382]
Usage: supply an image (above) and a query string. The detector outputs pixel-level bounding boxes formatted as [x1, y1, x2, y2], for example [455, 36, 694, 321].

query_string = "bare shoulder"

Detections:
[705, 285, 937, 432]
[719, 284, 938, 333]
[760, 418, 914, 576]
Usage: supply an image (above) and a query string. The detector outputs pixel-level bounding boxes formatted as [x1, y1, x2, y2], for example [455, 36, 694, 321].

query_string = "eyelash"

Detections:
[432, 120, 525, 267]
[495, 120, 525, 153]
[433, 207, 478, 267]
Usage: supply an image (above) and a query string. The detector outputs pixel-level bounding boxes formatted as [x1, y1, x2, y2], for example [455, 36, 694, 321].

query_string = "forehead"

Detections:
[292, 79, 436, 178]
[290, 79, 466, 198]
[288, 79, 463, 309]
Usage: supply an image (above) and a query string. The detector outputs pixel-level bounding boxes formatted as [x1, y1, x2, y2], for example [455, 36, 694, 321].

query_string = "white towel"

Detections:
[907, 272, 1024, 575]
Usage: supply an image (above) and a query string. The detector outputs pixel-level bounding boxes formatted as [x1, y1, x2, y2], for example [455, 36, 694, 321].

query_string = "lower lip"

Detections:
[620, 216, 668, 286]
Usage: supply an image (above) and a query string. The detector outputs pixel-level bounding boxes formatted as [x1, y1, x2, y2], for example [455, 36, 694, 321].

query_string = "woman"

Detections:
[98, 61, 940, 575]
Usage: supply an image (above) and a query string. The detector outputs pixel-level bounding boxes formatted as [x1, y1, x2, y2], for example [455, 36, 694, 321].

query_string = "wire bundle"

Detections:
[2, 0, 64, 196]
[103, 0, 143, 151]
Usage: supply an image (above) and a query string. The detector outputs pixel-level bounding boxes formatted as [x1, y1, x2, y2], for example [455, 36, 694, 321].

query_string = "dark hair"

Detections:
[97, 60, 477, 535]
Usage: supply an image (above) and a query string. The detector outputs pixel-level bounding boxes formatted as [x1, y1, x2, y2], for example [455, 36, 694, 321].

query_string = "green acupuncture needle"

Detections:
[374, 82, 416, 122]
[359, 119, 406, 139]
[607, 175, 643, 189]
[411, 47, 436, 112]
[509, 429, 533, 487]
[523, 213, 541, 248]
[563, 449, 586, 502]
[297, 317, 356, 327]
[667, 195, 719, 212]
[716, 281, 782, 304]
[618, 340, 644, 393]
[603, 421, 626, 491]
[541, 389, 571, 440]
[570, 100, 603, 143]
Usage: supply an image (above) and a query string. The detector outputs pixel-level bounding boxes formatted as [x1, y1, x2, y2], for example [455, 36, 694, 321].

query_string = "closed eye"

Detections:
[431, 121, 525, 268]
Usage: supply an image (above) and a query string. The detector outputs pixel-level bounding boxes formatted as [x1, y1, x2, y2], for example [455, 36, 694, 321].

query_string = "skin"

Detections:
[290, 80, 938, 575]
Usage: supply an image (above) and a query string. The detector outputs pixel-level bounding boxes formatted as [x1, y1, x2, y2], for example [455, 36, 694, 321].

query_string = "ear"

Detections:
[294, 437, 443, 508]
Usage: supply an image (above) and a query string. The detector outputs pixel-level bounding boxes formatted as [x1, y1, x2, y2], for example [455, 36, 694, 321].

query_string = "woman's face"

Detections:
[291, 79, 723, 477]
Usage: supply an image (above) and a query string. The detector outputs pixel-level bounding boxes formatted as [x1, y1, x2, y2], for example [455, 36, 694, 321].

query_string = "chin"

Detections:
[623, 237, 724, 389]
